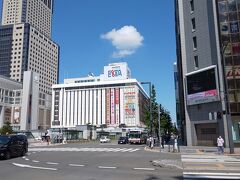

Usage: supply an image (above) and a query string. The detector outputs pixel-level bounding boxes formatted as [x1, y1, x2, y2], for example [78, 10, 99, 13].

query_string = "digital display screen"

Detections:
[186, 67, 219, 105]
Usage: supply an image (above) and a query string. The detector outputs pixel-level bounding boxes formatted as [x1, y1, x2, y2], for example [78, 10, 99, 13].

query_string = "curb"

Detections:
[152, 160, 183, 170]
[144, 146, 181, 154]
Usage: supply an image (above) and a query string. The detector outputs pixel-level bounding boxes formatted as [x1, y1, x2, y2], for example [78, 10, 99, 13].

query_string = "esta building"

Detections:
[51, 62, 149, 131]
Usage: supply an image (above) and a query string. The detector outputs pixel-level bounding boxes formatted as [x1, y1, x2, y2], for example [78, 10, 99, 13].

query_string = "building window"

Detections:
[190, 0, 194, 12]
[194, 56, 199, 69]
[191, 18, 196, 31]
[193, 36, 197, 50]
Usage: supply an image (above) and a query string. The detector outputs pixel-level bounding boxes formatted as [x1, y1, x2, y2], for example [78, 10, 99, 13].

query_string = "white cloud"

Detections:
[101, 25, 144, 58]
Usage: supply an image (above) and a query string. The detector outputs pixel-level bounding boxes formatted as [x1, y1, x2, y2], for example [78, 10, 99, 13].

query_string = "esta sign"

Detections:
[108, 69, 122, 77]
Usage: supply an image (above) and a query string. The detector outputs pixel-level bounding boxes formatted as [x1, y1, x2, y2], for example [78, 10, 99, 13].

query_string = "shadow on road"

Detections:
[145, 175, 183, 180]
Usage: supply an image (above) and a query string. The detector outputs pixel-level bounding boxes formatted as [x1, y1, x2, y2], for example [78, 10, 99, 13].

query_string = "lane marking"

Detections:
[98, 166, 117, 169]
[12, 163, 58, 171]
[46, 162, 59, 165]
[25, 158, 29, 161]
[133, 168, 155, 171]
[183, 172, 240, 176]
[69, 164, 85, 167]
[32, 160, 39, 163]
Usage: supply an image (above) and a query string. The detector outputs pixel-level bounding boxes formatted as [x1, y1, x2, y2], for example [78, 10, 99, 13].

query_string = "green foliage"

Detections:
[0, 121, 13, 135]
[144, 84, 174, 136]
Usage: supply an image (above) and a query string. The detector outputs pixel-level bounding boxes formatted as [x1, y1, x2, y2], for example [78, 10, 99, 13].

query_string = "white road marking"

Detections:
[98, 166, 117, 169]
[25, 158, 29, 161]
[12, 163, 58, 171]
[29, 147, 140, 153]
[32, 160, 39, 163]
[183, 172, 240, 179]
[46, 162, 59, 165]
[133, 168, 155, 171]
[69, 164, 85, 167]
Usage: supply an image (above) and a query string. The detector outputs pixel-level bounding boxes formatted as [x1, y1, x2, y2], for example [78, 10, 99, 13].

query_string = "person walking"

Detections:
[150, 137, 154, 149]
[217, 136, 224, 154]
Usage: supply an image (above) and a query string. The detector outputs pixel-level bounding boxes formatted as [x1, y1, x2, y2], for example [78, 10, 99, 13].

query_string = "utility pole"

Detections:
[220, 42, 234, 154]
[158, 105, 161, 152]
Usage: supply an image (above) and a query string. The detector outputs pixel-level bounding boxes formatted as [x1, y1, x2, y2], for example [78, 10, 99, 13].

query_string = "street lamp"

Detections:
[141, 82, 152, 136]
[220, 42, 234, 154]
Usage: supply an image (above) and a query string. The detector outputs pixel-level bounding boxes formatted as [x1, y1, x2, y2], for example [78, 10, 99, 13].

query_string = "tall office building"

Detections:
[0, 0, 59, 130]
[175, 0, 239, 148]
[1, 0, 53, 37]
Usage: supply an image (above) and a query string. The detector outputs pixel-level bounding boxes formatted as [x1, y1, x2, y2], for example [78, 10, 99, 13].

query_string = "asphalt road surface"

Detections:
[0, 142, 182, 180]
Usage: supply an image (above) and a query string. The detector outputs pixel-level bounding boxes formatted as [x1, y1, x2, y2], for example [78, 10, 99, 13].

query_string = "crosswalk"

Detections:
[29, 147, 140, 153]
[182, 154, 240, 179]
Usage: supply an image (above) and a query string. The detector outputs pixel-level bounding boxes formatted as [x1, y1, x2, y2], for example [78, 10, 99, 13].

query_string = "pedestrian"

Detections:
[150, 137, 154, 149]
[161, 136, 164, 149]
[217, 136, 224, 154]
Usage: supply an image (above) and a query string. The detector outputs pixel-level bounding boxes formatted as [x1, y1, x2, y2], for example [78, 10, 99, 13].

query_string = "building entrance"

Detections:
[195, 123, 218, 146]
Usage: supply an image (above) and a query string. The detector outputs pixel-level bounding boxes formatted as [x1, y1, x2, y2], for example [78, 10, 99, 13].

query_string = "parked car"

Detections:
[118, 136, 128, 144]
[100, 136, 111, 143]
[0, 134, 28, 160]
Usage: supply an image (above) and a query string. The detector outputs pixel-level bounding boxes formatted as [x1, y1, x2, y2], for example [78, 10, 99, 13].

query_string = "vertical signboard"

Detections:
[110, 88, 115, 125]
[123, 87, 136, 126]
[106, 89, 111, 125]
[115, 88, 120, 125]
[13, 107, 21, 124]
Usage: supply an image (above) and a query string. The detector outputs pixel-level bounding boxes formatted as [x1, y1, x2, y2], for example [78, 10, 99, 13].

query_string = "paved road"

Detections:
[0, 142, 182, 180]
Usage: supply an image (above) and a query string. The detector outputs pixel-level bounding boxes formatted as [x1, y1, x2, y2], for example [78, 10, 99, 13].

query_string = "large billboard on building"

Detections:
[123, 87, 136, 126]
[186, 66, 219, 105]
[101, 63, 129, 81]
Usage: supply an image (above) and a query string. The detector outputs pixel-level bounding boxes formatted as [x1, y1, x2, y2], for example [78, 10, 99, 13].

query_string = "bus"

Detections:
[128, 130, 147, 144]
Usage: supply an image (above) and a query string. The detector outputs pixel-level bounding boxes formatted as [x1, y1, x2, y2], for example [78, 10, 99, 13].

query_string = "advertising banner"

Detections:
[230, 21, 239, 33]
[115, 88, 120, 125]
[187, 90, 218, 105]
[110, 89, 115, 125]
[123, 87, 136, 125]
[106, 89, 111, 125]
[226, 66, 240, 79]
[13, 107, 21, 124]
[232, 43, 240, 55]
[221, 22, 229, 35]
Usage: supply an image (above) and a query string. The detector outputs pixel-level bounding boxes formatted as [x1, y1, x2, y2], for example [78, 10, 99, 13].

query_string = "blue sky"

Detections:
[0, 0, 177, 122]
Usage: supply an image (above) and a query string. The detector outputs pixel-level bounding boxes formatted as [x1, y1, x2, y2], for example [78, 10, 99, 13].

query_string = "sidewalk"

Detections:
[29, 141, 63, 147]
[148, 145, 240, 170]
[146, 145, 240, 155]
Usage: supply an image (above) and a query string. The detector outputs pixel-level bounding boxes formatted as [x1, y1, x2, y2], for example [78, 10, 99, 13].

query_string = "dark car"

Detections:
[0, 134, 28, 160]
[118, 136, 129, 144]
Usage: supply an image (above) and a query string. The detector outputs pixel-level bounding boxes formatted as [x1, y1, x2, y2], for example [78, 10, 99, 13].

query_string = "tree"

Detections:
[144, 85, 174, 138]
[159, 104, 173, 136]
[0, 121, 13, 135]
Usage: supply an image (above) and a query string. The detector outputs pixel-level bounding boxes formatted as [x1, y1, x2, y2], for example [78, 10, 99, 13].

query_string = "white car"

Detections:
[100, 136, 111, 143]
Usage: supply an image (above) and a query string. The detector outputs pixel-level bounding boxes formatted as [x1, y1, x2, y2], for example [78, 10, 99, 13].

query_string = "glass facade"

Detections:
[217, 0, 240, 143]
[0, 25, 14, 77]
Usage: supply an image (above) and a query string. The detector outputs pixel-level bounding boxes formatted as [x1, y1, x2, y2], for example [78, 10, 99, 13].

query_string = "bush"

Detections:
[0, 122, 13, 135]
